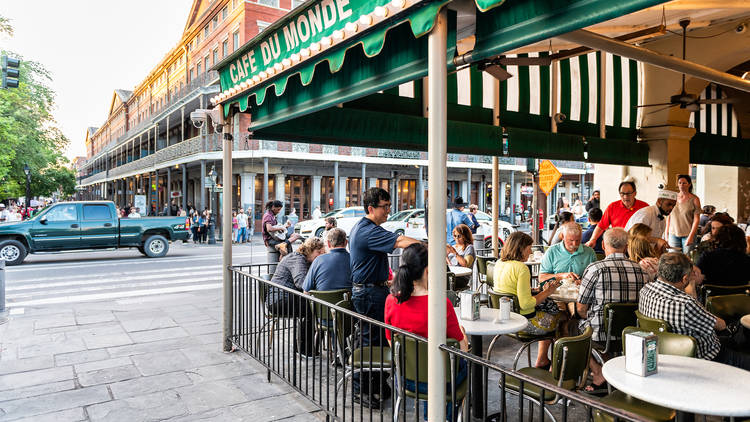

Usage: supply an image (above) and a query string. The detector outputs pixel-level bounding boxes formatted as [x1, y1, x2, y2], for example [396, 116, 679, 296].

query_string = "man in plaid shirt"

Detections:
[576, 228, 648, 388]
[640, 253, 750, 370]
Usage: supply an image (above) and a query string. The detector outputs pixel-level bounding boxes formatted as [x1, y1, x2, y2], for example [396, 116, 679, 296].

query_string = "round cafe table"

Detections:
[741, 314, 750, 330]
[455, 307, 527, 419]
[449, 265, 472, 278]
[602, 355, 750, 419]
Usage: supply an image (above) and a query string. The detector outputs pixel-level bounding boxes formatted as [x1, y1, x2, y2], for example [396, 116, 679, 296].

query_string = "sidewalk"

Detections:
[0, 289, 324, 421]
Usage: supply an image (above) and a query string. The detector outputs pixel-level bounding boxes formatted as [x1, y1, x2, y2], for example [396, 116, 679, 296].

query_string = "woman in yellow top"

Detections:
[493, 231, 561, 369]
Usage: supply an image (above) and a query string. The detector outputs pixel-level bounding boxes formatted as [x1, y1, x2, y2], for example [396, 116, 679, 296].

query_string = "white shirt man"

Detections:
[625, 188, 677, 239]
[128, 209, 142, 218]
[312, 207, 322, 219]
[237, 211, 248, 229]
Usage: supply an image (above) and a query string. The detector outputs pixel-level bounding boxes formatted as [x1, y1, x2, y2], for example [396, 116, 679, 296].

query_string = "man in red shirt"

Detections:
[585, 180, 647, 248]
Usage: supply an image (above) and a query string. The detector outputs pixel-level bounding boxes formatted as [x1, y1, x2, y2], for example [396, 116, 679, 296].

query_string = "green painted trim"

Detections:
[500, 69, 508, 112]
[517, 54, 531, 114]
[629, 59, 638, 128]
[691, 133, 750, 166]
[586, 137, 649, 166]
[539, 53, 550, 118]
[578, 54, 589, 123]
[448, 71, 458, 104]
[475, 0, 507, 12]
[559, 58, 571, 118]
[470, 66, 483, 108]
[612, 55, 622, 128]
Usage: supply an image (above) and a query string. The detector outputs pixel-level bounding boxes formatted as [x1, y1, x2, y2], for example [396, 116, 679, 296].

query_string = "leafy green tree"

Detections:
[1, 15, 72, 202]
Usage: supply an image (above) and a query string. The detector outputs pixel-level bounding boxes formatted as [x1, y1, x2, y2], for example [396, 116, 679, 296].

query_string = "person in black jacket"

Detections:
[697, 224, 750, 287]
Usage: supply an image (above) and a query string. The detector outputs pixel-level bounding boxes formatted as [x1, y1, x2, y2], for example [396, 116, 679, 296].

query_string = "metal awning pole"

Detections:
[491, 77, 500, 258]
[427, 8, 448, 422]
[222, 115, 234, 352]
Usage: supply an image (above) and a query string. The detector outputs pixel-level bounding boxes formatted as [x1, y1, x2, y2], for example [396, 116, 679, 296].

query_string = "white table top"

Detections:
[449, 265, 472, 277]
[741, 314, 750, 330]
[454, 307, 527, 336]
[549, 286, 579, 303]
[602, 355, 750, 416]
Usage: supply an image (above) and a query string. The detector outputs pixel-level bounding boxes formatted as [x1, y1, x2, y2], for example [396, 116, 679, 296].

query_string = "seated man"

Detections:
[581, 207, 604, 253]
[303, 228, 353, 293]
[639, 253, 750, 370]
[540, 222, 597, 285]
[576, 228, 649, 389]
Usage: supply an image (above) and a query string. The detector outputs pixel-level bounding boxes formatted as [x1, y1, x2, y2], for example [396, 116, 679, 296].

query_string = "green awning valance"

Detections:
[691, 133, 750, 167]
[254, 106, 650, 166]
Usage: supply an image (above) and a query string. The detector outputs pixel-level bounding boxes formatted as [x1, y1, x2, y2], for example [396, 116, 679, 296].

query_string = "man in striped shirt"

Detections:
[639, 253, 750, 370]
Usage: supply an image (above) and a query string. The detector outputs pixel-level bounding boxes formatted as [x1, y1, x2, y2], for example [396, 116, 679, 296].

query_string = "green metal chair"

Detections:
[392, 335, 468, 421]
[592, 327, 697, 422]
[505, 327, 593, 422]
[256, 273, 293, 352]
[635, 310, 670, 333]
[308, 289, 351, 364]
[702, 284, 750, 306]
[333, 300, 393, 397]
[706, 293, 750, 322]
[595, 303, 638, 358]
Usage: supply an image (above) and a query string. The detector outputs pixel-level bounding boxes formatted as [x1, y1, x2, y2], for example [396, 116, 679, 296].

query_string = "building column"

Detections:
[467, 168, 472, 203]
[181, 107, 185, 142]
[263, 157, 269, 205]
[240, 172, 256, 210]
[480, 175, 487, 211]
[312, 175, 322, 211]
[361, 164, 366, 193]
[275, 173, 285, 217]
[166, 167, 172, 215]
[147, 173, 152, 215]
[368, 177, 377, 189]
[200, 160, 207, 211]
[333, 161, 340, 209]
[165, 116, 170, 148]
[393, 175, 400, 213]
[509, 171, 516, 224]
[499, 182, 507, 214]
[339, 176, 347, 208]
[416, 166, 425, 209]
[182, 165, 188, 211]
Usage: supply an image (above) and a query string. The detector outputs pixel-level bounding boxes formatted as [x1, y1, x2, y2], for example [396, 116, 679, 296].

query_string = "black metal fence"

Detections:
[229, 263, 648, 422]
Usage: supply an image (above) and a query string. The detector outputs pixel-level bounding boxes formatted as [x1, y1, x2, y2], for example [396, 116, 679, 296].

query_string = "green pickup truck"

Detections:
[0, 201, 190, 265]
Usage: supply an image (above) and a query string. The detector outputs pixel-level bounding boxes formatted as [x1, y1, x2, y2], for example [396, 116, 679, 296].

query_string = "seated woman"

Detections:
[493, 232, 561, 369]
[446, 223, 476, 290]
[628, 223, 660, 280]
[548, 211, 575, 246]
[385, 243, 468, 419]
[266, 237, 326, 356]
[697, 224, 750, 287]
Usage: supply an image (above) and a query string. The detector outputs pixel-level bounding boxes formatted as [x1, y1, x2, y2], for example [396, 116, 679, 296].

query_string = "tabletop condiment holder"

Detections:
[459, 291, 480, 321]
[625, 331, 658, 377]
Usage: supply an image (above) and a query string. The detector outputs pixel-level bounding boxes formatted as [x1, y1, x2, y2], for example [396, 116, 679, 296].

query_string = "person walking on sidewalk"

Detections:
[232, 211, 239, 243]
[237, 208, 249, 243]
[191, 211, 200, 243]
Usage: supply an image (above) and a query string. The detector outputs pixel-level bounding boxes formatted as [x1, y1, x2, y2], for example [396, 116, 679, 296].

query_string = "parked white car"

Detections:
[294, 207, 366, 238]
[404, 209, 516, 247]
[381, 209, 424, 236]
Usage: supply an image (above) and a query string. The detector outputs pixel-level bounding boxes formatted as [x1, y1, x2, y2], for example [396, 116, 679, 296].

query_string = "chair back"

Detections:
[635, 310, 670, 333]
[487, 290, 520, 313]
[476, 256, 490, 277]
[621, 326, 696, 357]
[602, 303, 637, 353]
[703, 284, 750, 302]
[706, 294, 750, 321]
[393, 334, 461, 389]
[551, 326, 592, 387]
[257, 274, 274, 305]
[486, 261, 496, 286]
[333, 299, 356, 353]
[309, 289, 351, 326]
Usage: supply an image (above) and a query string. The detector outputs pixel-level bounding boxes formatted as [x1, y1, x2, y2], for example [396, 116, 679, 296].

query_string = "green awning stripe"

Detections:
[559, 58, 571, 118]
[578, 54, 590, 124]
[716, 85, 723, 135]
[474, 0, 506, 13]
[629, 59, 638, 129]
[691, 133, 750, 167]
[538, 53, 550, 118]
[612, 54, 622, 128]
[517, 54, 531, 114]
[448, 72, 458, 104]
[470, 66, 483, 108]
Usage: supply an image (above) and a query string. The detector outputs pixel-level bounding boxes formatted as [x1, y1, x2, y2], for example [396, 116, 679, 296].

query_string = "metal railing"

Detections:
[228, 264, 649, 422]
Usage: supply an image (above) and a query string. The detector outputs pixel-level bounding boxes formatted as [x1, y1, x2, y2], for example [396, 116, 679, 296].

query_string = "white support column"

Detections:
[312, 176, 322, 210]
[275, 173, 285, 217]
[499, 182, 507, 215]
[426, 9, 447, 422]
[460, 180, 468, 202]
[368, 177, 377, 189]
[416, 166, 425, 209]
[339, 176, 347, 208]
[221, 119, 233, 352]
[241, 173, 256, 210]
[333, 161, 340, 209]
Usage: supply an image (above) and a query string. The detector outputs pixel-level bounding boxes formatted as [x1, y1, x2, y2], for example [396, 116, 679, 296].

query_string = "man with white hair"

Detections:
[625, 187, 677, 242]
[539, 222, 597, 285]
[576, 227, 649, 389]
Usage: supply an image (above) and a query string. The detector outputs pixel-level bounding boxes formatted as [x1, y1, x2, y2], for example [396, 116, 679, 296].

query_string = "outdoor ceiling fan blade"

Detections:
[645, 104, 678, 115]
[698, 98, 735, 104]
[634, 103, 674, 108]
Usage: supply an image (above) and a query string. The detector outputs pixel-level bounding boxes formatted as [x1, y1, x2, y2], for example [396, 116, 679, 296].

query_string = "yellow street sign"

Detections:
[538, 159, 562, 195]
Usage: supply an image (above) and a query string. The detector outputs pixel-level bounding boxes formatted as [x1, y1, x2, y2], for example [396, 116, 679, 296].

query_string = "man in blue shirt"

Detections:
[446, 197, 473, 245]
[303, 228, 352, 292]
[349, 187, 419, 408]
[581, 207, 604, 253]
[540, 222, 597, 284]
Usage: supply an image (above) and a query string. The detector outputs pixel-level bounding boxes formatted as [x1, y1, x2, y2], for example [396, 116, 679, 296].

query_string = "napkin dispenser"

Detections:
[625, 331, 658, 377]
[459, 291, 480, 321]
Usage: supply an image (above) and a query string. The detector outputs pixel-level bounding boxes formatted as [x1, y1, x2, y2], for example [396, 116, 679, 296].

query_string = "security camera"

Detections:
[553, 113, 567, 124]
[737, 24, 746, 34]
[190, 110, 208, 129]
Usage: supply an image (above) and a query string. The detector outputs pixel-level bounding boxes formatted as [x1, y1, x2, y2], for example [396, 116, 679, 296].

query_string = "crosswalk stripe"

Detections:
[7, 268, 221, 286]
[8, 283, 222, 307]
[4, 252, 263, 272]
[7, 277, 222, 300]
[6, 271, 221, 293]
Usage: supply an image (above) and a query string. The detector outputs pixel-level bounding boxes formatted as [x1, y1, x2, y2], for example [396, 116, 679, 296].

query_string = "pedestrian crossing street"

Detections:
[4, 250, 263, 309]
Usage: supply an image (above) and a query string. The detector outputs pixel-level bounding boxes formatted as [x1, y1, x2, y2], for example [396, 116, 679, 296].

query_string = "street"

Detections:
[4, 238, 268, 310]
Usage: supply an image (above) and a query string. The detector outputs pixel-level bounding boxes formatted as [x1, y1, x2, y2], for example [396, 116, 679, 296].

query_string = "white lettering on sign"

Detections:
[321, 0, 337, 29]
[283, 22, 299, 50]
[308, 4, 324, 37]
[336, 0, 352, 20]
[297, 14, 311, 42]
[229, 63, 238, 83]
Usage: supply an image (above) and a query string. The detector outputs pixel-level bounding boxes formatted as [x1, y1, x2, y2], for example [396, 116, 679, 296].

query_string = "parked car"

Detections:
[381, 209, 424, 236]
[0, 201, 190, 266]
[404, 209, 516, 248]
[294, 207, 366, 238]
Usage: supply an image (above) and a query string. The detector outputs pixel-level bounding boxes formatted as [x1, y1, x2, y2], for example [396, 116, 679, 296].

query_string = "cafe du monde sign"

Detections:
[218, 0, 418, 102]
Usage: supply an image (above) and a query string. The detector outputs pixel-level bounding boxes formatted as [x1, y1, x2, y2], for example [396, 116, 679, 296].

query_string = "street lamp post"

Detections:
[23, 164, 31, 214]
[208, 166, 217, 244]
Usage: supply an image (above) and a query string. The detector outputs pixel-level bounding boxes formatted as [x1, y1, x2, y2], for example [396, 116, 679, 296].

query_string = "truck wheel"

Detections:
[143, 235, 169, 258]
[137, 246, 146, 256]
[395, 229, 405, 237]
[0, 240, 27, 266]
[314, 227, 324, 238]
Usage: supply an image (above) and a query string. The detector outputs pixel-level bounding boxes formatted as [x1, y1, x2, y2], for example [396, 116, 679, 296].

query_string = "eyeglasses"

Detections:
[619, 191, 635, 197]
[452, 233, 461, 238]
[372, 203, 391, 210]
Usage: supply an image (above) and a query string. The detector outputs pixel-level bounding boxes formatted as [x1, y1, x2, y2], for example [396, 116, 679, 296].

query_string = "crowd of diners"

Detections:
[259, 176, 750, 411]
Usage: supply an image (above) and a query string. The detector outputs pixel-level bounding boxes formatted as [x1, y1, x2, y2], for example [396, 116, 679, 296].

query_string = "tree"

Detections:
[1, 14, 71, 203]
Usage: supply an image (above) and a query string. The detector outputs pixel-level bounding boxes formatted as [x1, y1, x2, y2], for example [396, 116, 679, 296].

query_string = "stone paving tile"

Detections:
[174, 379, 249, 414]
[0, 355, 54, 375]
[166, 407, 236, 422]
[0, 385, 110, 420]
[107, 336, 201, 358]
[9, 406, 86, 422]
[119, 316, 178, 333]
[194, 333, 221, 344]
[231, 373, 292, 401]
[113, 309, 168, 322]
[109, 371, 193, 399]
[185, 361, 259, 383]
[131, 350, 192, 376]
[73, 356, 132, 374]
[180, 344, 238, 367]
[34, 314, 77, 330]
[81, 333, 134, 349]
[17, 336, 87, 359]
[231, 392, 320, 420]
[75, 311, 116, 325]
[0, 380, 75, 402]
[55, 348, 110, 367]
[181, 321, 220, 336]
[127, 326, 189, 343]
[78, 364, 142, 387]
[0, 365, 73, 391]
[86, 390, 189, 422]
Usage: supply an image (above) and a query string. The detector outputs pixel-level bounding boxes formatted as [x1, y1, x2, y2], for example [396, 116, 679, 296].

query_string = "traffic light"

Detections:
[1, 55, 21, 89]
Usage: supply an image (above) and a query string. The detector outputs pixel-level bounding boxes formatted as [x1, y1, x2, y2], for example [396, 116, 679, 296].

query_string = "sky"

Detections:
[1, 0, 194, 160]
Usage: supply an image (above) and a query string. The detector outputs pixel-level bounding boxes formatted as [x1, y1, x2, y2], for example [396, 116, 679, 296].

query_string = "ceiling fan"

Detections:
[636, 19, 734, 112]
